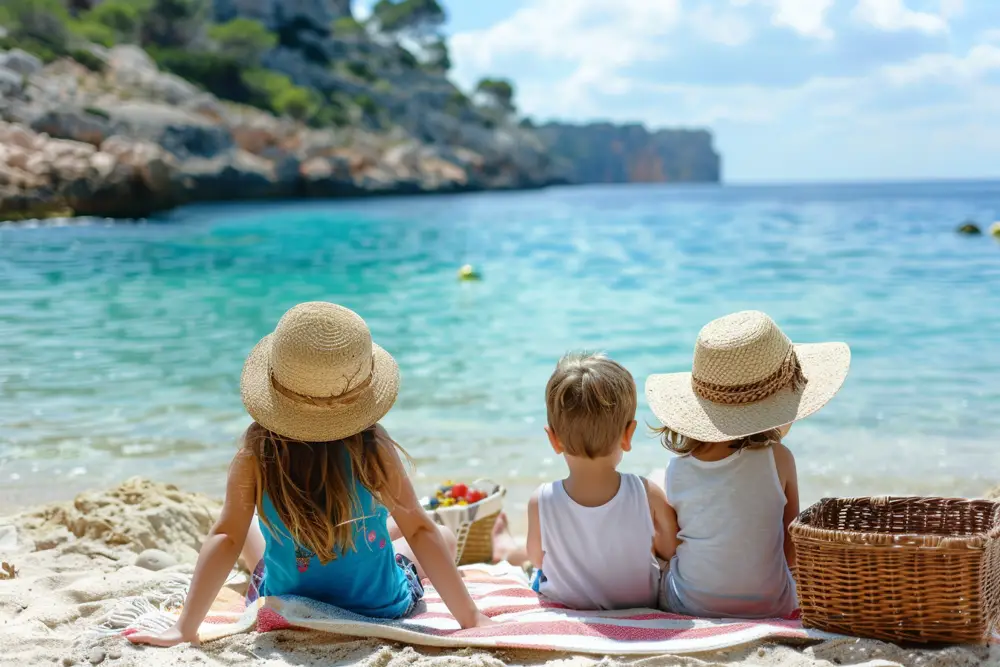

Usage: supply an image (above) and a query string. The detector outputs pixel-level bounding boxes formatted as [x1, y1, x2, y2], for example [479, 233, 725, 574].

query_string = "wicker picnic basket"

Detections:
[422, 480, 505, 566]
[790, 496, 1000, 644]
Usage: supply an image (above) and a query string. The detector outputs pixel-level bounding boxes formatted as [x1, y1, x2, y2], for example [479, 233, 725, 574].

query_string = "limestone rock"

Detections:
[0, 49, 43, 77]
[956, 222, 982, 235]
[0, 66, 24, 97]
[30, 109, 112, 147]
[108, 102, 233, 158]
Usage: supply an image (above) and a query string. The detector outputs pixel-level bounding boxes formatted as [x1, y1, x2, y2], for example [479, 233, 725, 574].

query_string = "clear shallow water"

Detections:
[2, 182, 1000, 524]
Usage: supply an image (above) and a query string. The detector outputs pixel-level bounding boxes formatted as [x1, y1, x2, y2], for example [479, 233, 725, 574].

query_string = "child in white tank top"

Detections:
[526, 353, 677, 610]
[645, 311, 850, 619]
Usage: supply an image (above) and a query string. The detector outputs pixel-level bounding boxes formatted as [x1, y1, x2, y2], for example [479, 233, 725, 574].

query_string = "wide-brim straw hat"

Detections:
[646, 311, 850, 443]
[241, 302, 399, 442]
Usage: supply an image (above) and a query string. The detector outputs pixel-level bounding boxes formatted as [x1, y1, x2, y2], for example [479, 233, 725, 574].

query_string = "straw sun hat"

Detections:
[241, 302, 400, 442]
[646, 311, 850, 443]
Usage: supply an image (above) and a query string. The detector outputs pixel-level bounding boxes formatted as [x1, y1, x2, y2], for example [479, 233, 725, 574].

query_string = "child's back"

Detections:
[253, 430, 412, 618]
[527, 353, 675, 611]
[645, 310, 850, 620]
[662, 446, 796, 618]
[535, 473, 658, 610]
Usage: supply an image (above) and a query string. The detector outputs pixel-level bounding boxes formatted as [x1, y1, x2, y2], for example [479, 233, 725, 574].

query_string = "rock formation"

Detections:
[537, 122, 721, 184]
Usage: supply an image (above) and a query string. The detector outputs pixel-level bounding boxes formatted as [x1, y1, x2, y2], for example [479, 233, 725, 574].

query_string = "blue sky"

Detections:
[354, 1, 1000, 183]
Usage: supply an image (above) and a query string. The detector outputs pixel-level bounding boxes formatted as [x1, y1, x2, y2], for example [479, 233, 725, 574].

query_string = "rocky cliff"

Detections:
[0, 0, 719, 221]
[537, 123, 721, 184]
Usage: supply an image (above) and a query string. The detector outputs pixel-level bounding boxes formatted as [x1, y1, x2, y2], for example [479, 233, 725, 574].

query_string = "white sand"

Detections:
[0, 478, 996, 667]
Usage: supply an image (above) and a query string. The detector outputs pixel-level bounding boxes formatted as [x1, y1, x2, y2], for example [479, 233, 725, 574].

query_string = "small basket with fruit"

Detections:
[421, 479, 505, 566]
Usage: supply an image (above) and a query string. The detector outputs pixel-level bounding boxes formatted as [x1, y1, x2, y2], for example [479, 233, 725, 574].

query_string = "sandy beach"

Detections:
[0, 478, 996, 667]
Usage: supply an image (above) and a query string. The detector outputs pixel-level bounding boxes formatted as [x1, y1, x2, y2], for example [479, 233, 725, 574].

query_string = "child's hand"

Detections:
[467, 611, 500, 628]
[126, 625, 196, 648]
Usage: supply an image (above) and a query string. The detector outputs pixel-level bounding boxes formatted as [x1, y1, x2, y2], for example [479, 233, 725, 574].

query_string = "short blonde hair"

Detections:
[545, 352, 637, 458]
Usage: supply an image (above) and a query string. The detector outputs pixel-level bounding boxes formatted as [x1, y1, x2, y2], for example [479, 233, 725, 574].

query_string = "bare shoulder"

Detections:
[230, 445, 257, 476]
[771, 442, 798, 490]
[528, 485, 544, 510]
[772, 441, 796, 467]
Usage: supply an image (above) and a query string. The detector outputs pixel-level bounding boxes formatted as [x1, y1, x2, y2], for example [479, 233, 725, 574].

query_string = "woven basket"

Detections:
[422, 480, 505, 566]
[791, 496, 1000, 644]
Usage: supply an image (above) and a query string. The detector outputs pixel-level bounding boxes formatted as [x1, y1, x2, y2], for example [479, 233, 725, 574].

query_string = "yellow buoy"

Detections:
[457, 264, 482, 281]
[990, 221, 1000, 238]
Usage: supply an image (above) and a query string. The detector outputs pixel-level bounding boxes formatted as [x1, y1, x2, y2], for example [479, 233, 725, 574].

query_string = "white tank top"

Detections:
[537, 473, 660, 610]
[662, 447, 797, 618]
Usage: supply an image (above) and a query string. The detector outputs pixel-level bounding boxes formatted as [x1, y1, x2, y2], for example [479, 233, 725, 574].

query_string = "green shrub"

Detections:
[332, 16, 364, 36]
[0, 0, 71, 60]
[475, 77, 516, 112]
[445, 89, 469, 115]
[398, 48, 418, 69]
[273, 86, 317, 121]
[346, 60, 376, 82]
[240, 68, 320, 120]
[84, 0, 151, 41]
[70, 48, 106, 72]
[313, 101, 350, 128]
[372, 0, 445, 39]
[141, 0, 208, 49]
[151, 48, 251, 101]
[423, 37, 449, 72]
[354, 93, 378, 116]
[70, 20, 117, 48]
[207, 18, 276, 63]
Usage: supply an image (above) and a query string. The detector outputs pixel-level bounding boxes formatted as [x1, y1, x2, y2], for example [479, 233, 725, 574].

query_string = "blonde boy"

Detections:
[526, 352, 677, 610]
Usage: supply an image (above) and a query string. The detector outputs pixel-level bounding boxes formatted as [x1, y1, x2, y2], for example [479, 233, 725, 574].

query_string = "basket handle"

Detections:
[472, 478, 506, 498]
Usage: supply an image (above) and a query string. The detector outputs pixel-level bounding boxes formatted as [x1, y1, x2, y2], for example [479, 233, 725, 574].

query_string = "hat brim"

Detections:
[645, 342, 850, 443]
[240, 334, 400, 442]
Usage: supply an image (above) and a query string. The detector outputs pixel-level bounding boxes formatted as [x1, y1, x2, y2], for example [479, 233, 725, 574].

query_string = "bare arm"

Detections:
[773, 443, 800, 568]
[525, 489, 544, 568]
[129, 449, 257, 647]
[380, 429, 491, 629]
[642, 478, 680, 562]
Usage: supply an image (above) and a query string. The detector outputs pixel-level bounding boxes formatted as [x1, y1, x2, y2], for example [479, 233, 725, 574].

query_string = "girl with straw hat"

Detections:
[646, 311, 850, 619]
[130, 302, 494, 647]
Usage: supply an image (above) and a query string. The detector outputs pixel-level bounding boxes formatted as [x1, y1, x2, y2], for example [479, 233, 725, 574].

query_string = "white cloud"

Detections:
[734, 0, 836, 40]
[770, 0, 836, 40]
[851, 0, 949, 34]
[450, 0, 682, 113]
[940, 0, 964, 20]
[881, 44, 1000, 84]
[688, 5, 755, 47]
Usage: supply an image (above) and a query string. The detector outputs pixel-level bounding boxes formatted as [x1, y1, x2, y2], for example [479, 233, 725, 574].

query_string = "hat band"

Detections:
[270, 360, 374, 408]
[692, 348, 807, 406]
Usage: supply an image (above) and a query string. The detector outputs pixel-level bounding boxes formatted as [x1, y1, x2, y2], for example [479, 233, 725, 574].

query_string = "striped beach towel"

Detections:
[107, 563, 844, 655]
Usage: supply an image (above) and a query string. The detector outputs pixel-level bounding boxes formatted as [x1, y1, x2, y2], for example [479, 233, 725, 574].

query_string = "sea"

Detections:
[2, 181, 999, 525]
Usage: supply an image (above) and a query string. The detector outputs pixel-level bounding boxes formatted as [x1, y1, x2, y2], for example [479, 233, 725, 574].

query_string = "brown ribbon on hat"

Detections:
[692, 348, 808, 405]
[270, 359, 375, 408]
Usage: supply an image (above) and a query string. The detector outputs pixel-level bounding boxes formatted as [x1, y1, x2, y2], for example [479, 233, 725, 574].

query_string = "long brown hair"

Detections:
[243, 421, 405, 564]
[654, 426, 784, 456]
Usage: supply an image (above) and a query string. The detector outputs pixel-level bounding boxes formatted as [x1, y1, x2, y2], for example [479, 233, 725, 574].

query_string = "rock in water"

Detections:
[956, 221, 982, 235]
[990, 222, 1000, 238]
[135, 548, 177, 571]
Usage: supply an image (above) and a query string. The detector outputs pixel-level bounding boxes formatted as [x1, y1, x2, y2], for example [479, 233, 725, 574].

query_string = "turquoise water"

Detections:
[2, 182, 1000, 522]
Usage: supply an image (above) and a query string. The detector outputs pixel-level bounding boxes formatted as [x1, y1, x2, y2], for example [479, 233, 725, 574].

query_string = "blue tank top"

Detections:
[258, 469, 411, 618]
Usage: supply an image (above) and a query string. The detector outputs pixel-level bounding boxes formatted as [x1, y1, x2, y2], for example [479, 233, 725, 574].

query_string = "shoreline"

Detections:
[0, 478, 996, 666]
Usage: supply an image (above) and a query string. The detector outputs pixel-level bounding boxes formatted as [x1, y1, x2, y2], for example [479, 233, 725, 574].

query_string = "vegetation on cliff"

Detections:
[0, 0, 719, 221]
